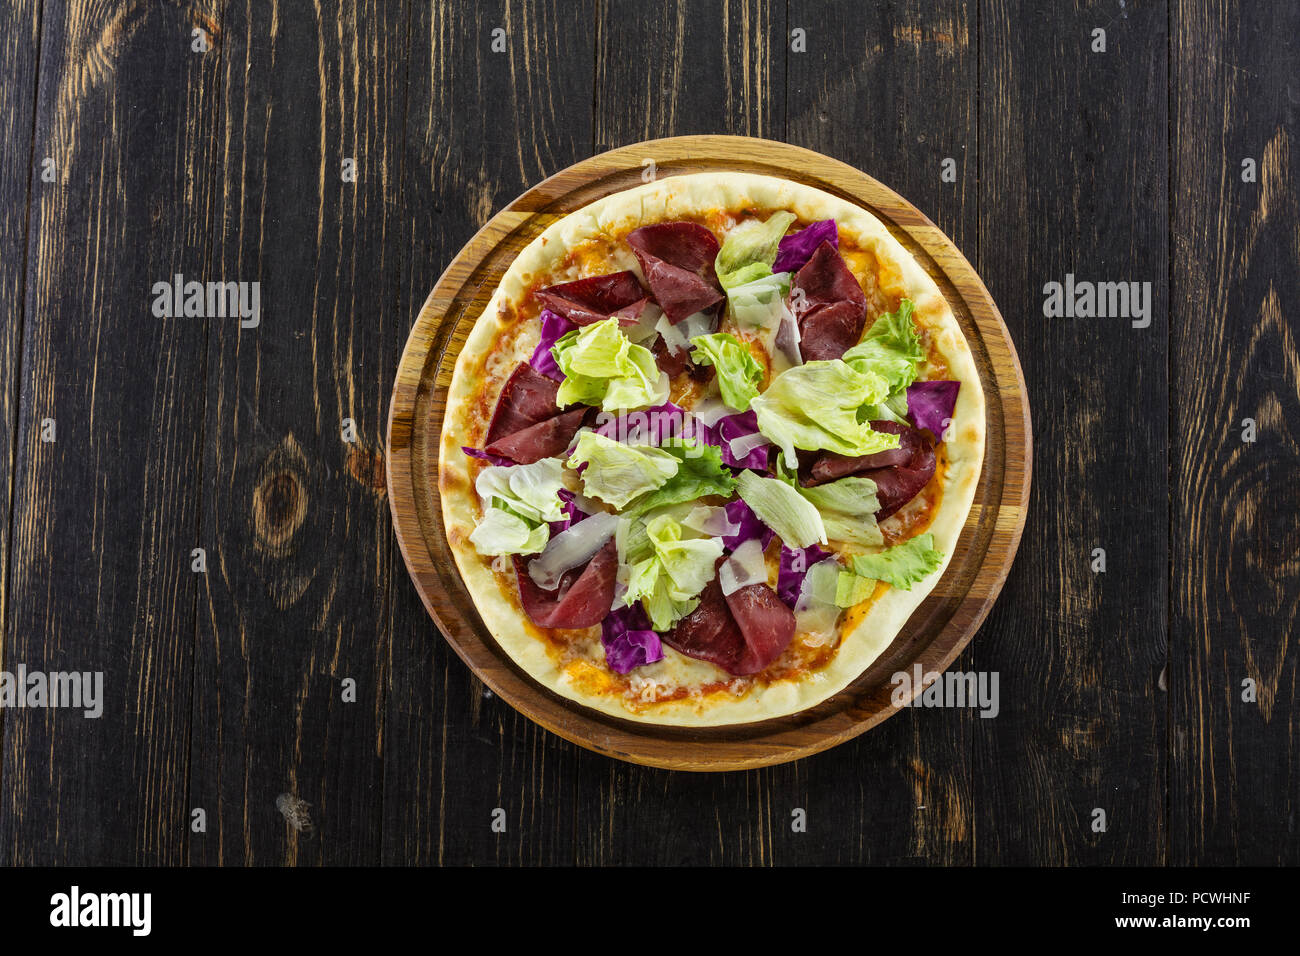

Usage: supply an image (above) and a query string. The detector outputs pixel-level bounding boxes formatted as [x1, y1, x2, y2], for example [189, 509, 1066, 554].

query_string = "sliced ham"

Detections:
[535, 271, 649, 326]
[662, 562, 796, 677]
[485, 407, 587, 465]
[512, 538, 617, 629]
[627, 222, 724, 323]
[803, 420, 937, 519]
[792, 240, 867, 361]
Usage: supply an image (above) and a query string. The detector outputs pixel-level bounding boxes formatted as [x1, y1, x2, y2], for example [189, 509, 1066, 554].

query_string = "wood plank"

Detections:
[785, 0, 980, 865]
[1, 0, 221, 865]
[1170, 0, 1300, 864]
[382, 0, 595, 866]
[0, 0, 43, 792]
[973, 0, 1169, 864]
[186, 0, 409, 865]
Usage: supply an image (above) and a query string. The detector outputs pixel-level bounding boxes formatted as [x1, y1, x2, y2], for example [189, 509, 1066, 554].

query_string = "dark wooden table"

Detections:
[0, 0, 1294, 866]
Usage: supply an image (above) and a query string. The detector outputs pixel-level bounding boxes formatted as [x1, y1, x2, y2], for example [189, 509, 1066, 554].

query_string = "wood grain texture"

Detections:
[1170, 0, 1300, 864]
[2, 0, 221, 865]
[0, 0, 42, 823]
[186, 0, 407, 866]
[382, 0, 595, 867]
[973, 0, 1169, 864]
[385, 137, 1030, 778]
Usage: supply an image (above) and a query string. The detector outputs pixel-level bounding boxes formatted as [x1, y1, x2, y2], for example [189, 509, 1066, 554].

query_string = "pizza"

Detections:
[438, 172, 985, 726]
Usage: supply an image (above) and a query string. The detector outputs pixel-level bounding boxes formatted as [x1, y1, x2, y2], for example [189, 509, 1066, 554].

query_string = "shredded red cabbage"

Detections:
[711, 409, 771, 470]
[601, 602, 663, 673]
[549, 487, 588, 535]
[593, 402, 686, 445]
[772, 219, 838, 274]
[723, 499, 775, 552]
[528, 309, 576, 382]
[777, 544, 833, 607]
[462, 446, 514, 467]
[906, 380, 960, 439]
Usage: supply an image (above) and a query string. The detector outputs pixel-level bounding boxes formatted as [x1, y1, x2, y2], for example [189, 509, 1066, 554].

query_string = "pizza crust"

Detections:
[439, 172, 985, 726]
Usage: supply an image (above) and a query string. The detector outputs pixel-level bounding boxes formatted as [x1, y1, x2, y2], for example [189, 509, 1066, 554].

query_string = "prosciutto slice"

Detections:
[662, 562, 796, 676]
[792, 240, 867, 361]
[805, 420, 936, 519]
[513, 538, 618, 629]
[483, 363, 587, 464]
[627, 222, 724, 323]
[535, 271, 649, 326]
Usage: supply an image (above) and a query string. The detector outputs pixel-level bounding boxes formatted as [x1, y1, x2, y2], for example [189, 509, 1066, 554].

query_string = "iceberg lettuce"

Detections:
[749, 359, 898, 467]
[552, 317, 669, 411]
[842, 298, 924, 394]
[689, 332, 763, 411]
[850, 533, 945, 590]
[468, 505, 550, 556]
[566, 431, 679, 509]
[619, 512, 723, 630]
[715, 211, 797, 289]
[734, 470, 826, 548]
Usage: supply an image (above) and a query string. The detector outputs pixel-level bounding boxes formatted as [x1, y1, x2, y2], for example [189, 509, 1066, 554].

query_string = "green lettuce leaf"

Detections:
[834, 571, 876, 608]
[842, 298, 924, 394]
[552, 317, 669, 411]
[474, 458, 567, 524]
[750, 359, 898, 467]
[850, 533, 945, 590]
[735, 470, 826, 548]
[689, 332, 763, 411]
[626, 439, 737, 517]
[619, 513, 723, 629]
[567, 431, 679, 509]
[468, 506, 550, 556]
[715, 211, 797, 289]
[794, 474, 884, 548]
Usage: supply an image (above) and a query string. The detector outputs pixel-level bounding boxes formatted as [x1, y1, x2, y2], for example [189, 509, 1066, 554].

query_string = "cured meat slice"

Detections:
[663, 562, 796, 677]
[535, 271, 649, 326]
[723, 584, 797, 675]
[660, 576, 747, 672]
[806, 420, 937, 520]
[485, 364, 562, 448]
[485, 407, 587, 465]
[513, 538, 618, 629]
[627, 222, 724, 323]
[806, 422, 920, 485]
[792, 240, 867, 361]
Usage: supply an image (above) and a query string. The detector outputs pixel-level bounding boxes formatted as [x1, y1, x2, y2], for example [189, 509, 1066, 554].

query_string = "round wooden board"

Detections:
[387, 136, 1031, 771]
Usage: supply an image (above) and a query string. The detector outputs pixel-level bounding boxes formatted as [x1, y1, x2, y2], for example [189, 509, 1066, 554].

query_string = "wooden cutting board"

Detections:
[386, 135, 1031, 771]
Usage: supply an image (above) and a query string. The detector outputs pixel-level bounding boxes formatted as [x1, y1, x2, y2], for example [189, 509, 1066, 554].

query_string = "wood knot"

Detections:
[346, 444, 387, 495]
[253, 436, 309, 556]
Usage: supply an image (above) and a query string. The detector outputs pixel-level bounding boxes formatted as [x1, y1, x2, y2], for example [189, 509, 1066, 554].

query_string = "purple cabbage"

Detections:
[593, 402, 685, 445]
[601, 602, 663, 674]
[528, 309, 576, 382]
[722, 499, 775, 553]
[772, 219, 838, 274]
[907, 380, 960, 439]
[777, 544, 833, 607]
[548, 487, 589, 536]
[711, 409, 771, 470]
[462, 446, 514, 467]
